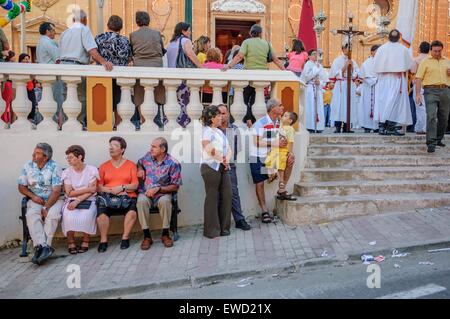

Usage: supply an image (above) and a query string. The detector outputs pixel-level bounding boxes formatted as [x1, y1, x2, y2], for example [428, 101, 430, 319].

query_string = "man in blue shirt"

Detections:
[18, 143, 63, 265]
[218, 104, 251, 231]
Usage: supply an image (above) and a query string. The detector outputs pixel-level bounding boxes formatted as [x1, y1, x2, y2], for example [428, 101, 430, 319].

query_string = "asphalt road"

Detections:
[115, 246, 450, 299]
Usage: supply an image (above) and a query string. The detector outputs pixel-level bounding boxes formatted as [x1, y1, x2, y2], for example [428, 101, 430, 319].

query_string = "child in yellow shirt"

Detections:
[265, 111, 298, 197]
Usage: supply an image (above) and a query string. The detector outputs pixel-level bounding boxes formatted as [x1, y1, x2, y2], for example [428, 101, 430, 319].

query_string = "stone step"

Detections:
[295, 179, 450, 197]
[307, 144, 442, 156]
[309, 134, 427, 145]
[275, 192, 450, 225]
[301, 166, 450, 182]
[306, 155, 450, 168]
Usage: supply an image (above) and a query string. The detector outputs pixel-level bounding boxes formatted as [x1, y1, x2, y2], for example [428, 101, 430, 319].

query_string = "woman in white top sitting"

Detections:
[61, 145, 99, 254]
[200, 105, 232, 239]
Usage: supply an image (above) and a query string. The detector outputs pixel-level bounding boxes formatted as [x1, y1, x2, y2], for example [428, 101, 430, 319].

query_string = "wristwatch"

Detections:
[122, 185, 126, 192]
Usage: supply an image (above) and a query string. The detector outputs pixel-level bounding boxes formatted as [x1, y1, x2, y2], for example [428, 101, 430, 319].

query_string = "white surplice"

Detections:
[300, 60, 328, 131]
[372, 42, 414, 125]
[357, 56, 378, 130]
[329, 55, 361, 126]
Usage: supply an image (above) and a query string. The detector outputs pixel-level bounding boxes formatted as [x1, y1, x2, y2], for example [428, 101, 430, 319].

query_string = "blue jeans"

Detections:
[324, 104, 331, 127]
[218, 165, 245, 223]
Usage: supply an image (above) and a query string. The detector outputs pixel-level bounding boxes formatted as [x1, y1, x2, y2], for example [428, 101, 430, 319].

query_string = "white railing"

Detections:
[0, 63, 305, 132]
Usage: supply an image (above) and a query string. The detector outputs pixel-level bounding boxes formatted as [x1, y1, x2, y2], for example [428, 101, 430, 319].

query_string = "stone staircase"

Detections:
[277, 134, 450, 225]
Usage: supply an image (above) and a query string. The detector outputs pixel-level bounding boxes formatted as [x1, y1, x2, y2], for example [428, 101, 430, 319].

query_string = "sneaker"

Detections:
[236, 220, 251, 231]
[140, 238, 153, 250]
[437, 142, 446, 147]
[98, 242, 108, 253]
[36, 246, 54, 265]
[120, 239, 130, 250]
[31, 245, 43, 265]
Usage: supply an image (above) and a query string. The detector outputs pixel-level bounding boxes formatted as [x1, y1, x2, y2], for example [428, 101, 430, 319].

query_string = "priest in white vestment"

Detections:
[300, 50, 329, 133]
[329, 44, 361, 133]
[358, 45, 380, 132]
[372, 29, 414, 135]
[411, 41, 431, 134]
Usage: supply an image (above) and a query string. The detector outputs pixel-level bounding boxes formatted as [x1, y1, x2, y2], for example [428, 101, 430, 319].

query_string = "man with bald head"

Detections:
[372, 29, 414, 135]
[137, 138, 182, 249]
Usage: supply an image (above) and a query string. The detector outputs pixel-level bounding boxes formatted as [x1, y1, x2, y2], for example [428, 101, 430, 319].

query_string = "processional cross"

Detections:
[332, 13, 365, 133]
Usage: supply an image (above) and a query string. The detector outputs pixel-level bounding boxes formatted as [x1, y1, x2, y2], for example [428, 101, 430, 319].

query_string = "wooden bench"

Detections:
[19, 193, 181, 257]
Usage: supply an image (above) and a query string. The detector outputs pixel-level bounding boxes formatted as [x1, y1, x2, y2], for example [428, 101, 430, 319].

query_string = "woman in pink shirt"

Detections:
[287, 39, 308, 77]
[202, 47, 227, 104]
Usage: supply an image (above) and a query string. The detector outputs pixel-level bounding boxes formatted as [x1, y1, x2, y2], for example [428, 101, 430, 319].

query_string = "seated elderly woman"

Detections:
[96, 136, 139, 253]
[61, 145, 99, 254]
[18, 143, 64, 265]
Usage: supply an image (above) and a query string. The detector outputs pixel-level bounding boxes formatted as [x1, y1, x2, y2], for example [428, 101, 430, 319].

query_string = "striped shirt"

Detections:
[251, 114, 280, 158]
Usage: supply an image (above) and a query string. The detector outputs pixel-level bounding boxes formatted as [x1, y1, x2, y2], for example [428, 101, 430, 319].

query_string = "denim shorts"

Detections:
[249, 156, 269, 184]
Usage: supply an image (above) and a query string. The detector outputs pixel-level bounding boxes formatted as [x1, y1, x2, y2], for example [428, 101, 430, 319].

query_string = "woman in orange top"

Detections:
[97, 136, 139, 252]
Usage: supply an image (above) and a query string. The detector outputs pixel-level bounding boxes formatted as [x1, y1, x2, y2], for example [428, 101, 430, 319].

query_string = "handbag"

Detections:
[266, 41, 273, 63]
[74, 200, 92, 210]
[97, 193, 132, 210]
[176, 36, 196, 69]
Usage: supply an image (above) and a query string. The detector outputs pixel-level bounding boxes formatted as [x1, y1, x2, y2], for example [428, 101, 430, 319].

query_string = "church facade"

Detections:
[2, 0, 450, 67]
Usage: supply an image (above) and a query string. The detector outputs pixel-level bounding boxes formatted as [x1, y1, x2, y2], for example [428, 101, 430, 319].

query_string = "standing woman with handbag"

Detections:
[96, 137, 139, 253]
[62, 145, 99, 254]
[166, 22, 203, 128]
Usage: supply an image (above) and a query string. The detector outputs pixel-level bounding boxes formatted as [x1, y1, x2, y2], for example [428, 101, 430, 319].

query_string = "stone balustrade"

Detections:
[0, 63, 305, 132]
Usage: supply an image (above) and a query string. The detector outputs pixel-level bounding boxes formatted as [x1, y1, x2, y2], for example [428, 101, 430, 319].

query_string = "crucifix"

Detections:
[332, 13, 365, 133]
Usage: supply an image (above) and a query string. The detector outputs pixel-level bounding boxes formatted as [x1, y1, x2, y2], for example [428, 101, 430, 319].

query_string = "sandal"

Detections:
[78, 242, 89, 253]
[261, 212, 272, 224]
[277, 191, 297, 201]
[68, 243, 78, 255]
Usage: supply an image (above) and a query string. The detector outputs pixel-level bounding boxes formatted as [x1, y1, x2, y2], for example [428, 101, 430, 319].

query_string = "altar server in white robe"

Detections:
[329, 43, 361, 133]
[372, 29, 414, 135]
[411, 41, 431, 134]
[301, 49, 328, 133]
[358, 45, 380, 133]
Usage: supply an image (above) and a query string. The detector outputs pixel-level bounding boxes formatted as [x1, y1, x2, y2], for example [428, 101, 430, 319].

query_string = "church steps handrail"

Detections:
[0, 63, 301, 83]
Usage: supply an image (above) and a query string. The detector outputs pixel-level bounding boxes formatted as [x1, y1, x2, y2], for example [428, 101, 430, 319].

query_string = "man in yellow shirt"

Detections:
[415, 40, 450, 153]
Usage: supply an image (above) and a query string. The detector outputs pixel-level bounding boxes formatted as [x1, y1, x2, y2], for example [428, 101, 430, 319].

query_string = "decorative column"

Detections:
[252, 81, 270, 120]
[116, 78, 137, 132]
[229, 81, 249, 126]
[210, 80, 228, 106]
[139, 78, 159, 131]
[35, 75, 58, 131]
[9, 75, 32, 131]
[163, 79, 182, 129]
[186, 80, 205, 124]
[61, 76, 82, 131]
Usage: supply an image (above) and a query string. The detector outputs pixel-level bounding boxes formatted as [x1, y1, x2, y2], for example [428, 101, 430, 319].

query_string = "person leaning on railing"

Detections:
[59, 8, 113, 131]
[222, 24, 285, 127]
[95, 15, 132, 130]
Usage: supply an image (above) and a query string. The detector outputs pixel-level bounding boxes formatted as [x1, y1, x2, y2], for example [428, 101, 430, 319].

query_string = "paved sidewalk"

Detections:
[1, 207, 450, 299]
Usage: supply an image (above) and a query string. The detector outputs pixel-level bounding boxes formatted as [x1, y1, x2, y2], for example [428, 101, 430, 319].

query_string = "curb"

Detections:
[55, 256, 344, 299]
[53, 238, 450, 299]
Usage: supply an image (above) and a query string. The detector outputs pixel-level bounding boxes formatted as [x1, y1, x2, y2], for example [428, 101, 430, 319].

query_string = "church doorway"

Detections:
[214, 19, 258, 62]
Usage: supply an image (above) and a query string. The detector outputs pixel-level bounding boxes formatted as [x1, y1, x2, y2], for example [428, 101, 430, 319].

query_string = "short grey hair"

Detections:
[36, 143, 53, 160]
[155, 137, 168, 154]
[73, 9, 87, 22]
[266, 98, 281, 113]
